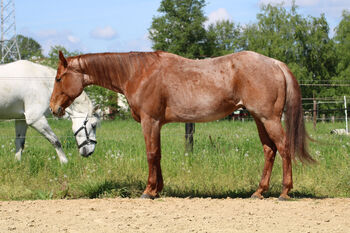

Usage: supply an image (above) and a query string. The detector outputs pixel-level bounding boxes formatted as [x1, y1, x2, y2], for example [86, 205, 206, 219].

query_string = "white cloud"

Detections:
[67, 35, 80, 44]
[126, 33, 153, 52]
[204, 8, 232, 28]
[37, 29, 58, 38]
[20, 28, 86, 55]
[90, 26, 117, 40]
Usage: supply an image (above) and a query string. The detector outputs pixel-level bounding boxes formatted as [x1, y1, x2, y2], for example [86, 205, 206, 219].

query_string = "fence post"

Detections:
[344, 96, 348, 134]
[313, 96, 317, 131]
[185, 123, 195, 153]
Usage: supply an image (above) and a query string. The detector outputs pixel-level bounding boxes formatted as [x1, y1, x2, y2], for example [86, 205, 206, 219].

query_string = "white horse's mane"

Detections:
[69, 91, 94, 116]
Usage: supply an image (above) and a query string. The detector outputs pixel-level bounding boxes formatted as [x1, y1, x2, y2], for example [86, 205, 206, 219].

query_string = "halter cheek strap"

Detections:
[74, 117, 97, 149]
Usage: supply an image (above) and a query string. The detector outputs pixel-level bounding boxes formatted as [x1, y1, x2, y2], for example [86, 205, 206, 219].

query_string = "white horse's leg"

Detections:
[14, 120, 28, 161]
[30, 116, 68, 164]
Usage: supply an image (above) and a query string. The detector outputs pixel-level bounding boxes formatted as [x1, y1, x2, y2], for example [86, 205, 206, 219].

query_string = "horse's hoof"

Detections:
[278, 195, 290, 201]
[60, 158, 68, 164]
[251, 193, 264, 199]
[140, 194, 155, 200]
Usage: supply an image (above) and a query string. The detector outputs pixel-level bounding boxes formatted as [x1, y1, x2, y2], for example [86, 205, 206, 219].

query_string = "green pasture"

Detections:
[0, 118, 349, 200]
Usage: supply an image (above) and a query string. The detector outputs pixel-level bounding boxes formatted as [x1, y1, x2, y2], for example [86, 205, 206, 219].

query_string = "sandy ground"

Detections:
[0, 197, 350, 233]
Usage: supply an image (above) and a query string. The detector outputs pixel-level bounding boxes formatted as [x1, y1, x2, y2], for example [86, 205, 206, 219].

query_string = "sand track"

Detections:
[1, 198, 350, 232]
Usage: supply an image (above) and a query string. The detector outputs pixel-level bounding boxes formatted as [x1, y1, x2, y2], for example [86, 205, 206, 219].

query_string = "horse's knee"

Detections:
[263, 145, 276, 161]
[147, 151, 161, 161]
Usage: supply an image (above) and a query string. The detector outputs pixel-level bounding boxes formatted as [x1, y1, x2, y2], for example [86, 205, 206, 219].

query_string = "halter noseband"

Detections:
[74, 117, 97, 149]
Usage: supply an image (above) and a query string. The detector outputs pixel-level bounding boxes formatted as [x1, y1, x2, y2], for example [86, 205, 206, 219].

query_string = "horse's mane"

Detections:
[74, 52, 162, 87]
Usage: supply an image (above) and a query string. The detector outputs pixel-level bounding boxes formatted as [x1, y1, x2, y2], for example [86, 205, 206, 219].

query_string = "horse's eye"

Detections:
[56, 77, 61, 82]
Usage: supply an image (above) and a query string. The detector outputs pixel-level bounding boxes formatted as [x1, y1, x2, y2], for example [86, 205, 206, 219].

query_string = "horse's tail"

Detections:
[278, 62, 315, 163]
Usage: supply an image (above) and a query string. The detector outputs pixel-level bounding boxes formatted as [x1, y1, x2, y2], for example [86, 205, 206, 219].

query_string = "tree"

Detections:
[41, 45, 80, 68]
[334, 10, 350, 96]
[149, 0, 207, 58]
[16, 34, 43, 60]
[206, 20, 241, 57]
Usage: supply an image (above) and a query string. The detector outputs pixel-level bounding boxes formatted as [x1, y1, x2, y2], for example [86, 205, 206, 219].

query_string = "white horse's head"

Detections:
[69, 109, 101, 157]
[66, 92, 101, 157]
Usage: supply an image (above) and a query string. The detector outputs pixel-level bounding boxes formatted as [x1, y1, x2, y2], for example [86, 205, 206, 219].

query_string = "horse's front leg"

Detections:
[30, 116, 68, 164]
[140, 114, 163, 199]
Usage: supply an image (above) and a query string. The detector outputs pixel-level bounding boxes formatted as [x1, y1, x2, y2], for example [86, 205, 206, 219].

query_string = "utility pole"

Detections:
[0, 0, 20, 63]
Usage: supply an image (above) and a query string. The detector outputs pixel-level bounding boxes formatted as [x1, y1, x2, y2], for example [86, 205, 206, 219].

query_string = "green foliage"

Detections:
[39, 45, 81, 69]
[149, 0, 207, 58]
[84, 86, 120, 119]
[334, 10, 350, 94]
[206, 20, 241, 57]
[17, 34, 43, 60]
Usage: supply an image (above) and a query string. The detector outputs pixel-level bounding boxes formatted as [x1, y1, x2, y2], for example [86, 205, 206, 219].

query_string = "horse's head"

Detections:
[69, 109, 101, 157]
[50, 51, 84, 117]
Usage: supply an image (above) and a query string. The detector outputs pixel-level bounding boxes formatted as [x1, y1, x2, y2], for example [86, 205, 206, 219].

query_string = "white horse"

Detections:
[0, 60, 100, 163]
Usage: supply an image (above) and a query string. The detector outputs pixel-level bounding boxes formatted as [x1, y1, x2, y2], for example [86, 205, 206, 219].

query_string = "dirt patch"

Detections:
[0, 198, 349, 232]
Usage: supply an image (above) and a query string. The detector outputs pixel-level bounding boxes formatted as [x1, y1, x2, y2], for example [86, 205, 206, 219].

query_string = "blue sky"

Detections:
[16, 0, 350, 55]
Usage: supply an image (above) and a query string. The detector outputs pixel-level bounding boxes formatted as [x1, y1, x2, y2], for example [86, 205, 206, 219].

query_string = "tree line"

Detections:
[8, 0, 350, 116]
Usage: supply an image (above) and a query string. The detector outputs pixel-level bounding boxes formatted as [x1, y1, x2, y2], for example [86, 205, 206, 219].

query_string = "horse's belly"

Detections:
[165, 97, 239, 123]
[0, 100, 25, 119]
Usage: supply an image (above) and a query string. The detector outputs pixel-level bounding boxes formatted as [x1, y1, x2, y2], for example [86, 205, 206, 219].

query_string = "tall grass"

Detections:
[0, 118, 349, 200]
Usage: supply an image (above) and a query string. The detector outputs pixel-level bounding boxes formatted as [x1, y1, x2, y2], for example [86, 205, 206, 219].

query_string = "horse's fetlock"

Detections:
[54, 140, 62, 148]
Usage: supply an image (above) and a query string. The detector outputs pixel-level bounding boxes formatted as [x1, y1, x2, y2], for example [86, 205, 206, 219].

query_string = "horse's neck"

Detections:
[77, 52, 160, 94]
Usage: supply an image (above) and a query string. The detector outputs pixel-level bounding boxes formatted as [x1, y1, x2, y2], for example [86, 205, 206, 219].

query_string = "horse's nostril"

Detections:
[57, 106, 63, 115]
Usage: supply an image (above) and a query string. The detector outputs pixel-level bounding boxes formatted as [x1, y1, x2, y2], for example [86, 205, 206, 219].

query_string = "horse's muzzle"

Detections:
[50, 106, 65, 117]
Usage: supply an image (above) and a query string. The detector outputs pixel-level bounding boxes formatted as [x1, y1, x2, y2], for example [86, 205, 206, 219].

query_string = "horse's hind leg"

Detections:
[15, 120, 28, 161]
[251, 117, 277, 199]
[261, 118, 292, 200]
[30, 116, 68, 164]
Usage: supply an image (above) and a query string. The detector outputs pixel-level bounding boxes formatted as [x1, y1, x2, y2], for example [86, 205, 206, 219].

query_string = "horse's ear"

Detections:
[59, 50, 68, 68]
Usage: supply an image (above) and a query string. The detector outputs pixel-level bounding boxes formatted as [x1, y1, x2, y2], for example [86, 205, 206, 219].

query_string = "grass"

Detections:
[0, 118, 349, 200]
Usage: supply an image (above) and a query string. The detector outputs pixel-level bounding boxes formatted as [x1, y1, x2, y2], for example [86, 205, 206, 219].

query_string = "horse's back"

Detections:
[0, 60, 55, 120]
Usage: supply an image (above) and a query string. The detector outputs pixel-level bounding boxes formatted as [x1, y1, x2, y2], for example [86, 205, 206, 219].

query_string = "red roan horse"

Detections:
[50, 50, 314, 200]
